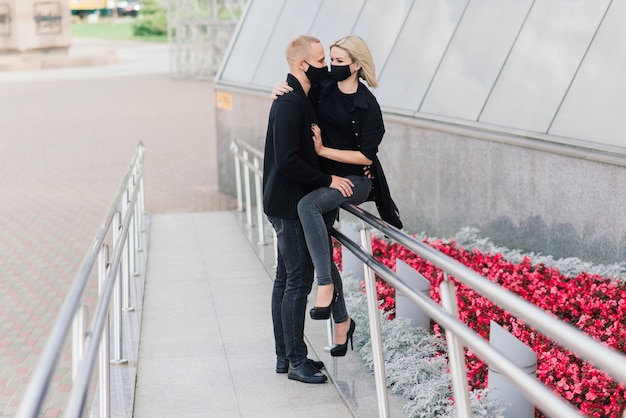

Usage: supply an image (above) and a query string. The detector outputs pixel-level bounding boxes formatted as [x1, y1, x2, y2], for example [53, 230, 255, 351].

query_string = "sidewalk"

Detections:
[133, 212, 353, 417]
[0, 37, 169, 81]
[0, 38, 235, 416]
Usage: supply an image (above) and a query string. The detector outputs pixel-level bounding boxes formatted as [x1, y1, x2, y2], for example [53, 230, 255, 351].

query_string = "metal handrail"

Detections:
[230, 140, 626, 418]
[338, 204, 626, 417]
[232, 139, 264, 160]
[16, 142, 146, 418]
[230, 140, 266, 245]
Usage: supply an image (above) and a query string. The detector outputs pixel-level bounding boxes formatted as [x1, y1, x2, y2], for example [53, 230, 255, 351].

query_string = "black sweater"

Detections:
[262, 74, 332, 219]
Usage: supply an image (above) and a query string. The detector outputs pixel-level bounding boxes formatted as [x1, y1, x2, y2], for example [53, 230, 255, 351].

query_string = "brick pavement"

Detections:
[0, 41, 235, 416]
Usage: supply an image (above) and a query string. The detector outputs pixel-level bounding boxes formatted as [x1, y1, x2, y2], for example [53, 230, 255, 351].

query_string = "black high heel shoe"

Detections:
[309, 291, 337, 320]
[330, 319, 356, 357]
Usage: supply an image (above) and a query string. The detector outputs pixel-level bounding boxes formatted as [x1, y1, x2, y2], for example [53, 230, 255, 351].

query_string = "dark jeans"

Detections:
[297, 175, 372, 286]
[268, 216, 314, 368]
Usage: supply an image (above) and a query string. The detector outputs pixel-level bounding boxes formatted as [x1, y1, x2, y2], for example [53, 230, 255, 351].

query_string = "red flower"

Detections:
[346, 234, 626, 418]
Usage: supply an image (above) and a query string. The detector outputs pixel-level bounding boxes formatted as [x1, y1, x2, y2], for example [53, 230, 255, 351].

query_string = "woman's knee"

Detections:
[298, 193, 323, 218]
[296, 197, 309, 216]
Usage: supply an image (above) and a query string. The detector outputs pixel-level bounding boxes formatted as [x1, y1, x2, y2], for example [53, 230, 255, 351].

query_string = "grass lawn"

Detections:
[71, 19, 167, 43]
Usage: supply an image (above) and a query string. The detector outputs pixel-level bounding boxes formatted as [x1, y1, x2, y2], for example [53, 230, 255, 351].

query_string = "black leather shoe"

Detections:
[287, 361, 327, 384]
[276, 358, 324, 374]
[276, 358, 289, 374]
[308, 359, 325, 370]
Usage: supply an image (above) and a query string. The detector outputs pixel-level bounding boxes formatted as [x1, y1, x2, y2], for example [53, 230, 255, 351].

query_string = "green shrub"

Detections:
[133, 0, 167, 37]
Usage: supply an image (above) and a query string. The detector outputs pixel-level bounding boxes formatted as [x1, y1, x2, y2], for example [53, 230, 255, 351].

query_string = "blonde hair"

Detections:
[286, 35, 322, 65]
[330, 36, 377, 88]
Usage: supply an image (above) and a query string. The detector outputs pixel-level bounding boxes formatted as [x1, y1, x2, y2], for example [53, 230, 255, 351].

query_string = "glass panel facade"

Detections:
[375, 0, 467, 112]
[215, 0, 625, 153]
[549, 1, 626, 150]
[349, 0, 414, 70]
[479, 0, 609, 132]
[251, 0, 323, 88]
[420, 0, 531, 120]
[308, 0, 366, 52]
[219, 0, 285, 84]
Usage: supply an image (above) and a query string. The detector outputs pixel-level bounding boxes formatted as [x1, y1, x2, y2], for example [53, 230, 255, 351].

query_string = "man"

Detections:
[263, 35, 354, 384]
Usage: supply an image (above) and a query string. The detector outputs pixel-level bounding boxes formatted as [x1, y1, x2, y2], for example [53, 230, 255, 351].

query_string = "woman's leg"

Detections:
[330, 259, 348, 324]
[298, 176, 371, 307]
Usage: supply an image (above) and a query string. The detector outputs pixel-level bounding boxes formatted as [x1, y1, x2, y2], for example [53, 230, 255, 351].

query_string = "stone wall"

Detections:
[215, 87, 626, 265]
[0, 0, 71, 53]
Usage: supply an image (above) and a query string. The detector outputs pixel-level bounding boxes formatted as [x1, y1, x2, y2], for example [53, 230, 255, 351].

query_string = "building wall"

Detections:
[215, 87, 626, 264]
[213, 0, 626, 264]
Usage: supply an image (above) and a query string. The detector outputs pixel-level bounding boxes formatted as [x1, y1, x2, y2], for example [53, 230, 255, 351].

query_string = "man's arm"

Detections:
[273, 100, 354, 196]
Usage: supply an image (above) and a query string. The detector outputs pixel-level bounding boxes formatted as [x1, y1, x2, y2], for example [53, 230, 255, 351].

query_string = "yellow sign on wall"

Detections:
[215, 91, 233, 111]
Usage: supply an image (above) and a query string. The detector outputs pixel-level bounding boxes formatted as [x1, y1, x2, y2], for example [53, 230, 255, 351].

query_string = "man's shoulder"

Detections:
[270, 94, 306, 126]
[273, 90, 309, 115]
[277, 90, 306, 104]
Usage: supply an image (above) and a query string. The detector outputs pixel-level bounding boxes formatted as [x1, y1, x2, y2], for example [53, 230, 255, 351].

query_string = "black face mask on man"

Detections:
[330, 64, 352, 81]
[304, 62, 328, 85]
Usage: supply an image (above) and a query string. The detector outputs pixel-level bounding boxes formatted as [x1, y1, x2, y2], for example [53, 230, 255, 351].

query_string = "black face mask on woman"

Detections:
[304, 62, 328, 85]
[330, 64, 352, 81]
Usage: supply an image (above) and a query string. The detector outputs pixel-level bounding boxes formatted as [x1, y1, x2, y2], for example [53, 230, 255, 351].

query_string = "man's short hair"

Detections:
[286, 35, 321, 65]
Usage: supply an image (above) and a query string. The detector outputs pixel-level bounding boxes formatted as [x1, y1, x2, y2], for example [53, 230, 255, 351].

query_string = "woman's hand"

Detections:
[311, 123, 325, 155]
[330, 175, 354, 197]
[271, 81, 293, 100]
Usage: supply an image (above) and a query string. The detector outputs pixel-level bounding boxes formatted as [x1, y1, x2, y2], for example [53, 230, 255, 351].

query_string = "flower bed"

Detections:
[335, 235, 626, 417]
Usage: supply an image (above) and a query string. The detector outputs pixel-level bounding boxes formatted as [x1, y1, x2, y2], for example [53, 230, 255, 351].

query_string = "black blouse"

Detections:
[311, 80, 385, 177]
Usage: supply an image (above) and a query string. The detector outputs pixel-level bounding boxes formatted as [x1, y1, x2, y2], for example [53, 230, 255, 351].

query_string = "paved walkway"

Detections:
[0, 37, 406, 417]
[134, 212, 353, 417]
[131, 209, 408, 418]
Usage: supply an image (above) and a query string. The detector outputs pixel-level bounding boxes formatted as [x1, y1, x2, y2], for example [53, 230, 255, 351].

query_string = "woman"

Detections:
[275, 36, 384, 356]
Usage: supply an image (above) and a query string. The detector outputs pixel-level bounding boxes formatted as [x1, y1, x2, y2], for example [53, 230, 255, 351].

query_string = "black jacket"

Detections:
[313, 79, 402, 229]
[312, 79, 385, 177]
[262, 74, 332, 219]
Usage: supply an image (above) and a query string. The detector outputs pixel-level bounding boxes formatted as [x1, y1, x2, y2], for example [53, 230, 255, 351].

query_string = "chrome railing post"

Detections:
[132, 165, 142, 256]
[439, 272, 472, 417]
[120, 190, 129, 310]
[138, 176, 145, 232]
[253, 157, 265, 245]
[72, 305, 88, 380]
[137, 167, 145, 247]
[242, 149, 253, 226]
[360, 227, 390, 418]
[134, 191, 142, 254]
[325, 319, 334, 352]
[122, 185, 134, 312]
[111, 210, 127, 364]
[128, 175, 137, 278]
[98, 244, 110, 418]
[231, 141, 243, 211]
